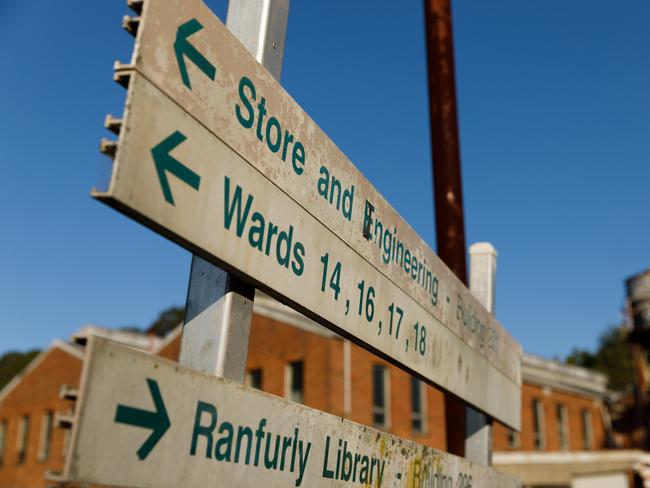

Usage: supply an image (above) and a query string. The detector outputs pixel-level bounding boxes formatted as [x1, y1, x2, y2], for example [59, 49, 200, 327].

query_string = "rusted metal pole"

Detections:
[423, 0, 468, 457]
[424, 0, 467, 284]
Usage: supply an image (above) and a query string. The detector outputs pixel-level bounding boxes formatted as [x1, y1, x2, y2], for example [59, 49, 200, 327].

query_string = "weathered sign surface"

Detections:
[97, 0, 522, 427]
[62, 337, 520, 488]
[98, 71, 519, 427]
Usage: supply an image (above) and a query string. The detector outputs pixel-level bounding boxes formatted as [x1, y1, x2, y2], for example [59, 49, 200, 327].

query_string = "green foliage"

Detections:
[0, 350, 40, 390]
[566, 326, 633, 391]
[118, 325, 143, 333]
[566, 348, 597, 369]
[147, 306, 185, 337]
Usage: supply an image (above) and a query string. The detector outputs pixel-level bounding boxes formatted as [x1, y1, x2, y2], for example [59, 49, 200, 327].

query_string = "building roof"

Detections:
[253, 292, 338, 339]
[0, 339, 84, 404]
[152, 292, 338, 356]
[71, 324, 162, 352]
[522, 353, 608, 399]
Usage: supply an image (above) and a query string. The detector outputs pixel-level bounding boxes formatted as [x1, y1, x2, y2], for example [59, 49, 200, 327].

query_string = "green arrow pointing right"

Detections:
[115, 379, 171, 460]
[175, 18, 216, 90]
[151, 131, 201, 206]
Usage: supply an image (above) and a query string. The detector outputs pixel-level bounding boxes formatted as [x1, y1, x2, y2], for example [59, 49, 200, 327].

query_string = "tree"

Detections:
[566, 326, 633, 391]
[566, 348, 597, 369]
[0, 350, 40, 390]
[147, 306, 185, 337]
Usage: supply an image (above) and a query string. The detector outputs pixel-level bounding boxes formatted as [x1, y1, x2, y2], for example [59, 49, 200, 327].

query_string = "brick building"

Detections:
[494, 354, 610, 453]
[1, 294, 647, 487]
[0, 341, 82, 488]
[492, 354, 633, 485]
[0, 329, 161, 488]
[156, 293, 449, 450]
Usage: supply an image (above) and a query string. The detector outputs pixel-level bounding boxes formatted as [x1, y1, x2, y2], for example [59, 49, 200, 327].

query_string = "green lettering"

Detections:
[235, 426, 253, 464]
[266, 117, 282, 153]
[292, 141, 305, 175]
[256, 97, 267, 141]
[317, 166, 329, 199]
[235, 77, 256, 129]
[264, 434, 281, 469]
[292, 242, 305, 277]
[190, 401, 217, 458]
[248, 212, 265, 251]
[215, 421, 233, 461]
[224, 177, 253, 237]
[264, 222, 278, 256]
[281, 130, 294, 161]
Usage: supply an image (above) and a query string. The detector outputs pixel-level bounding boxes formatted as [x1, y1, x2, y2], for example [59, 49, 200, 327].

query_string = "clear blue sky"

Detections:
[1, 1, 648, 358]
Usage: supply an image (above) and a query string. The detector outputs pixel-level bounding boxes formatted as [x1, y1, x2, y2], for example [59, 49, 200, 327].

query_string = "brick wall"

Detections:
[494, 383, 606, 452]
[0, 346, 82, 488]
[159, 315, 449, 450]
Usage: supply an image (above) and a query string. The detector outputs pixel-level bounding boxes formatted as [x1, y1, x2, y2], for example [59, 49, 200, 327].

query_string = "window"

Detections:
[507, 428, 520, 449]
[372, 365, 390, 429]
[245, 369, 263, 390]
[17, 415, 29, 464]
[556, 404, 569, 450]
[38, 411, 54, 462]
[581, 409, 594, 450]
[0, 419, 6, 466]
[63, 429, 71, 459]
[532, 399, 545, 450]
[285, 361, 304, 404]
[410, 377, 426, 434]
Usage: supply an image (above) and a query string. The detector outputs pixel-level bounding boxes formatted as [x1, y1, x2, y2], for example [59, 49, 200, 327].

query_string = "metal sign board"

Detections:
[131, 0, 522, 387]
[62, 337, 520, 488]
[98, 71, 519, 427]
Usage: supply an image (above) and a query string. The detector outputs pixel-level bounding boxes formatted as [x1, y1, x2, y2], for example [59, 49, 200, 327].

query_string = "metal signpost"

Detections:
[465, 243, 498, 465]
[57, 0, 524, 486]
[179, 0, 289, 382]
[62, 337, 519, 487]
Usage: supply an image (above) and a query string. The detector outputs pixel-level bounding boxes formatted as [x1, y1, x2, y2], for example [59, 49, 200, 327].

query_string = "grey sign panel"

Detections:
[129, 0, 521, 390]
[62, 337, 520, 487]
[97, 71, 520, 427]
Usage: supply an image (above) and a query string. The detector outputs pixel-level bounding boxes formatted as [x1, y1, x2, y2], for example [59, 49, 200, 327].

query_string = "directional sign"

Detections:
[128, 0, 520, 385]
[62, 337, 520, 487]
[98, 0, 522, 427]
[97, 71, 519, 428]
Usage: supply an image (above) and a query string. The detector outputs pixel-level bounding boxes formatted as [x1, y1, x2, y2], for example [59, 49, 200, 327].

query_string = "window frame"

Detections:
[284, 361, 304, 404]
[0, 419, 7, 467]
[555, 404, 569, 450]
[372, 365, 391, 430]
[581, 408, 594, 450]
[410, 377, 427, 435]
[532, 399, 546, 450]
[245, 368, 263, 390]
[16, 415, 30, 465]
[37, 410, 54, 462]
[507, 428, 520, 449]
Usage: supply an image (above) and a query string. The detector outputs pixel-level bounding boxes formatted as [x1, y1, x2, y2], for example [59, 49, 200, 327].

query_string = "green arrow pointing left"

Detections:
[115, 378, 171, 460]
[151, 131, 201, 206]
[175, 18, 216, 90]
